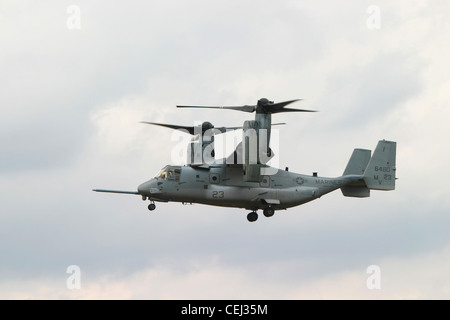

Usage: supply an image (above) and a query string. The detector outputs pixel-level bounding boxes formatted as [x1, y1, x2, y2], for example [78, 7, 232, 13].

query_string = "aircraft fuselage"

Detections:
[138, 164, 362, 211]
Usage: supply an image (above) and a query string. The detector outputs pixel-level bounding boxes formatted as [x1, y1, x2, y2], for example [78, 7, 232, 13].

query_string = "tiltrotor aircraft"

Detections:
[93, 98, 397, 222]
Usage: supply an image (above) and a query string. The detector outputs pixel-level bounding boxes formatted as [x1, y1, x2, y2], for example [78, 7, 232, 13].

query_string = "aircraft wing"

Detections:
[92, 189, 140, 195]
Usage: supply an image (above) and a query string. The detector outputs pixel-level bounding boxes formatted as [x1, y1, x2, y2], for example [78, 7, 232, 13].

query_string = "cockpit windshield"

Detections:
[155, 166, 181, 181]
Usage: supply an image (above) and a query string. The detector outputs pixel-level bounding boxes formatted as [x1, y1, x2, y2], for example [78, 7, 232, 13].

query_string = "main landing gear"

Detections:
[247, 207, 275, 222]
[263, 207, 275, 217]
[247, 211, 258, 222]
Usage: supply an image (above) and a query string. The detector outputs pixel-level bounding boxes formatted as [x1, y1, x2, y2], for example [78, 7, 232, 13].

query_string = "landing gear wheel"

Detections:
[148, 203, 156, 211]
[263, 207, 275, 217]
[247, 211, 258, 222]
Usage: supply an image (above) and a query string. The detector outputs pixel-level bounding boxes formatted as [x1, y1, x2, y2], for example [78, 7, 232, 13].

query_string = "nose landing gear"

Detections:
[147, 202, 156, 211]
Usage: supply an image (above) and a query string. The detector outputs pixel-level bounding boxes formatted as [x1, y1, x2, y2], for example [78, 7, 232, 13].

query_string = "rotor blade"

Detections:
[263, 99, 317, 114]
[140, 121, 195, 135]
[269, 99, 302, 110]
[213, 126, 242, 133]
[177, 105, 256, 113]
[141, 121, 242, 135]
[270, 107, 317, 114]
[211, 123, 284, 133]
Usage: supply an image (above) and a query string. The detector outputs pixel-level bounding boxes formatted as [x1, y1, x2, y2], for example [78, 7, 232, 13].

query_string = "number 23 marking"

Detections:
[212, 191, 224, 198]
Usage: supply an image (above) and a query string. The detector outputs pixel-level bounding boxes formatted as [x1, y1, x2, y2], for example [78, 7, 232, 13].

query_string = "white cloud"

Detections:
[2, 245, 448, 299]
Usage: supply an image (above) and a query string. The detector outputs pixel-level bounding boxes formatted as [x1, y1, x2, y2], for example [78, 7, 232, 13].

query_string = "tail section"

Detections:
[341, 140, 397, 197]
[363, 140, 397, 190]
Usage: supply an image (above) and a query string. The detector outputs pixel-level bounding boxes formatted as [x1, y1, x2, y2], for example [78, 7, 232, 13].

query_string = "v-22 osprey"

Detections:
[93, 98, 397, 222]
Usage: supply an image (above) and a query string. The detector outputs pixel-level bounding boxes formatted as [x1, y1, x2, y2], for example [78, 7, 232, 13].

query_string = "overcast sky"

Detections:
[0, 0, 449, 299]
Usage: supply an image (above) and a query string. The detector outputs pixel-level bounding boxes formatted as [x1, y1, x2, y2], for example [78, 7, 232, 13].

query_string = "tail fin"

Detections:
[343, 148, 371, 175]
[341, 148, 371, 197]
[363, 140, 397, 190]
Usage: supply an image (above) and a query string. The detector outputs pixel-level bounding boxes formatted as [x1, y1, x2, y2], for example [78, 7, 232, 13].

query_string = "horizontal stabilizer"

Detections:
[341, 185, 370, 197]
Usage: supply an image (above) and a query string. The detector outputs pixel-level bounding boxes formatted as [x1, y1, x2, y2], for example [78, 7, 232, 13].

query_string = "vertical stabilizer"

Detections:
[343, 148, 371, 175]
[341, 148, 371, 197]
[363, 140, 396, 190]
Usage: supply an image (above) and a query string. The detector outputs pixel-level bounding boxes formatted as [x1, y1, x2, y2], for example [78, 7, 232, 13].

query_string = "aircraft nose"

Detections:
[137, 180, 153, 196]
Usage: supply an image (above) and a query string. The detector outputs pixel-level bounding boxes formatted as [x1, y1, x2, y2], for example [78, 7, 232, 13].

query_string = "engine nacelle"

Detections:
[242, 120, 261, 182]
[186, 122, 218, 165]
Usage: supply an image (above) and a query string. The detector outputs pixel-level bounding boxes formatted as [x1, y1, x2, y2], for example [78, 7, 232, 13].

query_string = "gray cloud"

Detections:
[1, 0, 449, 299]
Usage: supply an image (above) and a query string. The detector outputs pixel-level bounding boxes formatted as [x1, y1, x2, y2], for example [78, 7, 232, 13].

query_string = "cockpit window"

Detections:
[156, 167, 167, 179]
[155, 166, 181, 181]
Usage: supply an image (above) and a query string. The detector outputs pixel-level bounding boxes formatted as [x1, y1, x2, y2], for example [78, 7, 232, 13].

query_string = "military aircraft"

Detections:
[93, 98, 397, 222]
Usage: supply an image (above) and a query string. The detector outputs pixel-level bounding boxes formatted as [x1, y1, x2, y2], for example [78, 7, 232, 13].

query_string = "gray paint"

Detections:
[94, 140, 396, 221]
